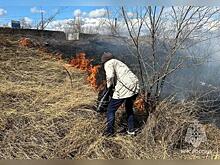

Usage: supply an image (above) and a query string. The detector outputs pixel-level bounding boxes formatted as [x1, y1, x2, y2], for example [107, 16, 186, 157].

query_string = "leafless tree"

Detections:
[120, 6, 220, 111]
[36, 8, 62, 30]
[104, 7, 122, 35]
[65, 19, 80, 33]
[20, 18, 32, 29]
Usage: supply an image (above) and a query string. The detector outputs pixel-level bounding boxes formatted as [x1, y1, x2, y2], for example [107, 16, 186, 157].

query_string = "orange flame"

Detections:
[69, 52, 146, 111]
[69, 52, 102, 90]
[69, 52, 91, 71]
[87, 65, 101, 89]
[134, 96, 145, 112]
[19, 38, 33, 47]
[18, 38, 146, 111]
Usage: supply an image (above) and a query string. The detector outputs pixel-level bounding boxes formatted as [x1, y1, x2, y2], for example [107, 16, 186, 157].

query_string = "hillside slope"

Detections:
[0, 34, 151, 159]
[1, 34, 220, 159]
[0, 35, 102, 159]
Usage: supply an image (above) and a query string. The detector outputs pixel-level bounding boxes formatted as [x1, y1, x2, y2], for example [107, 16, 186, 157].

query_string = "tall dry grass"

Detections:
[1, 34, 220, 159]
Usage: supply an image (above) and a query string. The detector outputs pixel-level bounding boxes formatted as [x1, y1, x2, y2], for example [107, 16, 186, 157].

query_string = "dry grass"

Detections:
[1, 34, 220, 159]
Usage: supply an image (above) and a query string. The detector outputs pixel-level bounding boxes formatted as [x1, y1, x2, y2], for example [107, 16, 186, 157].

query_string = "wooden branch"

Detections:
[63, 66, 73, 89]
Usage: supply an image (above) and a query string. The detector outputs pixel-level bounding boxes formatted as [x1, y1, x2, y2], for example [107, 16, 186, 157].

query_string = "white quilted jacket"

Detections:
[104, 59, 140, 99]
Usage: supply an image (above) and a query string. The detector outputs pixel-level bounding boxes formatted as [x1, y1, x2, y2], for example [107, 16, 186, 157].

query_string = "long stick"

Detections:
[63, 66, 73, 89]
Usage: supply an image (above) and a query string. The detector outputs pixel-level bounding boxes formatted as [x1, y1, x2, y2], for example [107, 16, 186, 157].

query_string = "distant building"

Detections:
[11, 20, 21, 29]
[66, 32, 79, 40]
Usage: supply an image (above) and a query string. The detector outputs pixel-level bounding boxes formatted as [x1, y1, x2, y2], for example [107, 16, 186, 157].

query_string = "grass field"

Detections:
[1, 34, 220, 159]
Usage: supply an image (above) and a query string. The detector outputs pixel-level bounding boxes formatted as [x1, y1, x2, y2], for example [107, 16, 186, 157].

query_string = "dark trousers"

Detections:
[106, 94, 138, 134]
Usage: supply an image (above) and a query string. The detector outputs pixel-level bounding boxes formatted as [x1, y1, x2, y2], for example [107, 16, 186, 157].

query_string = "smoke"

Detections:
[162, 35, 220, 101]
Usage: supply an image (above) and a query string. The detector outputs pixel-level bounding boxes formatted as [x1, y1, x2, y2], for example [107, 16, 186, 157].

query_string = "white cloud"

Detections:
[73, 9, 87, 18]
[44, 15, 150, 36]
[82, 18, 103, 28]
[202, 20, 220, 32]
[44, 7, 220, 38]
[23, 17, 33, 24]
[73, 9, 82, 17]
[127, 12, 134, 17]
[20, 17, 33, 28]
[88, 8, 107, 18]
[0, 8, 7, 16]
[82, 12, 87, 16]
[46, 17, 109, 34]
[30, 7, 46, 14]
[45, 16, 130, 35]
[46, 19, 74, 31]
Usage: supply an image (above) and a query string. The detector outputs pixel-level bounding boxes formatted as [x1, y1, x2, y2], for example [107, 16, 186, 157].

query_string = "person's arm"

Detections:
[104, 61, 115, 88]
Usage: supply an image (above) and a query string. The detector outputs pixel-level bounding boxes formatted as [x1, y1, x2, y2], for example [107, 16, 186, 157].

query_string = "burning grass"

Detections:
[68, 52, 101, 90]
[68, 52, 146, 110]
[19, 37, 33, 47]
[1, 34, 220, 159]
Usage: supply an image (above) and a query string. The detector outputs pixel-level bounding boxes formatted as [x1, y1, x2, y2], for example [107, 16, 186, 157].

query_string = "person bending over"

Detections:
[101, 52, 140, 136]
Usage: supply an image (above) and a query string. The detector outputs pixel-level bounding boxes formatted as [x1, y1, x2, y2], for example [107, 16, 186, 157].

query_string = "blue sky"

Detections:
[0, 0, 124, 25]
[0, 2, 120, 33]
[0, 6, 103, 23]
[0, 0, 118, 6]
[1, 0, 220, 7]
[1, 0, 220, 24]
[1, 0, 220, 32]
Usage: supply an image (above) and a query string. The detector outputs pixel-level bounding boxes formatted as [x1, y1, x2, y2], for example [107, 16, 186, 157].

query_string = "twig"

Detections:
[63, 66, 73, 89]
